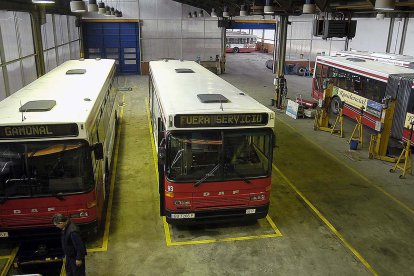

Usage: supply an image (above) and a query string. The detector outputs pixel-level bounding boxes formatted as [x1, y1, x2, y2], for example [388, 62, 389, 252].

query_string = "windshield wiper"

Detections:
[53, 192, 65, 200]
[224, 164, 251, 184]
[168, 149, 184, 174]
[194, 163, 220, 187]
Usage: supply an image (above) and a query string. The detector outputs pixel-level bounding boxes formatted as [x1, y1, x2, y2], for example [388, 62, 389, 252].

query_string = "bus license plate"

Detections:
[0, 232, 9, 238]
[246, 209, 256, 214]
[171, 213, 195, 219]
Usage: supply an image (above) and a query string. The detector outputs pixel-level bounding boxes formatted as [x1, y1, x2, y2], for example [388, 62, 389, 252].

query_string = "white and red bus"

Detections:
[312, 51, 414, 143]
[0, 59, 119, 238]
[149, 60, 275, 224]
[226, 31, 257, 53]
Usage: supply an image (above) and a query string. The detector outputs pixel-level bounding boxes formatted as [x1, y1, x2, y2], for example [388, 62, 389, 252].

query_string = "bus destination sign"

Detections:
[0, 124, 79, 139]
[174, 113, 269, 128]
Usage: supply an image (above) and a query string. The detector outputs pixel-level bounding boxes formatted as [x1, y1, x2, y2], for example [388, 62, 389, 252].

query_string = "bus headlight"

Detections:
[71, 211, 89, 218]
[174, 200, 191, 206]
[250, 194, 265, 201]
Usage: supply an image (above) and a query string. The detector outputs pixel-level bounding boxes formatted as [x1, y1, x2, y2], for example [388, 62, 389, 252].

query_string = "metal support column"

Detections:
[220, 25, 226, 73]
[386, 17, 395, 53]
[274, 15, 288, 109]
[399, 16, 409, 55]
[31, 9, 46, 77]
[272, 21, 278, 74]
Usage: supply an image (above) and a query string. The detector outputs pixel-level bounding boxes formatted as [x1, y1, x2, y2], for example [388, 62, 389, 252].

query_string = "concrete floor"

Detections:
[2, 52, 410, 276]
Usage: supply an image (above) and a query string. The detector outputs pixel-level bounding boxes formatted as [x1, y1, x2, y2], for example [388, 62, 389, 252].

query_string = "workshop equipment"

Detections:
[390, 122, 413, 178]
[348, 106, 364, 149]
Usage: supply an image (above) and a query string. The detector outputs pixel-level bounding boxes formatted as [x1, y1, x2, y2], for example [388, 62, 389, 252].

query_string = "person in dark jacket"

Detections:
[53, 213, 87, 276]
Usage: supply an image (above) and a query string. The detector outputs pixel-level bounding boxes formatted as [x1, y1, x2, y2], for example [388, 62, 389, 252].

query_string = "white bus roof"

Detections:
[0, 59, 115, 126]
[316, 55, 414, 82]
[149, 60, 274, 130]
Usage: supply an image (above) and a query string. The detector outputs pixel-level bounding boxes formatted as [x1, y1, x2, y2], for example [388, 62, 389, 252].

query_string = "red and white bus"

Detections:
[312, 51, 414, 143]
[226, 31, 257, 53]
[149, 60, 275, 224]
[0, 59, 119, 238]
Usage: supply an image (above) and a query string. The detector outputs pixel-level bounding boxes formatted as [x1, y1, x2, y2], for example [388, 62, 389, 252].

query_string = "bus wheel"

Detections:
[330, 97, 342, 115]
[233, 47, 240, 53]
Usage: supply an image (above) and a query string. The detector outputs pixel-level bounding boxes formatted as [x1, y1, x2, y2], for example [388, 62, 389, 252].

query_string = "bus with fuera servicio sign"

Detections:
[312, 51, 414, 143]
[149, 59, 275, 224]
[0, 58, 119, 239]
[226, 31, 257, 53]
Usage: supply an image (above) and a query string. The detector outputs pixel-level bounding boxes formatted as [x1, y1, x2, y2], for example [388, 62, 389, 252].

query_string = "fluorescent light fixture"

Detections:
[240, 5, 248, 16]
[374, 0, 395, 10]
[32, 0, 55, 3]
[70, 1, 87, 13]
[88, 0, 98, 12]
[264, 0, 274, 14]
[303, 0, 316, 14]
[98, 2, 105, 14]
[223, 6, 230, 18]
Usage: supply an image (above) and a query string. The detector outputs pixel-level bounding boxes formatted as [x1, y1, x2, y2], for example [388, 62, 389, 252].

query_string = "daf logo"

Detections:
[48, 207, 55, 212]
[13, 210, 21, 214]
[233, 190, 239, 194]
[218, 191, 224, 195]
[203, 192, 210, 196]
[31, 209, 38, 213]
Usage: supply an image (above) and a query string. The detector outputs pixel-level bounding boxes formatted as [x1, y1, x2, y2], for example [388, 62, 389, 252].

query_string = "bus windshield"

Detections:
[167, 129, 272, 182]
[0, 140, 93, 199]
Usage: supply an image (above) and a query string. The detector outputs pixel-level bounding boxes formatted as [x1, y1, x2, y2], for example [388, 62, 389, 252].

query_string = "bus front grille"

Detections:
[193, 196, 249, 209]
[1, 215, 52, 227]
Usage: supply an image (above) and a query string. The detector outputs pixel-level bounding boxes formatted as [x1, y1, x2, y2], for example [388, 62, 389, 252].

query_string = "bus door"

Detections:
[312, 61, 328, 100]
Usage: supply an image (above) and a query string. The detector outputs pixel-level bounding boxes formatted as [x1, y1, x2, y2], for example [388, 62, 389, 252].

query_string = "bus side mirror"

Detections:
[158, 147, 166, 164]
[92, 143, 104, 160]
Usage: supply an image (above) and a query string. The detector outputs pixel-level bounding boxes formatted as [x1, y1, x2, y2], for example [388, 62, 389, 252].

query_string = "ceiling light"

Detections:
[264, 0, 274, 14]
[374, 0, 395, 10]
[240, 5, 248, 16]
[303, 0, 316, 14]
[376, 13, 385, 20]
[70, 1, 87, 12]
[223, 6, 230, 18]
[105, 5, 111, 16]
[211, 8, 218, 17]
[32, 0, 55, 3]
[88, 0, 98, 12]
[98, 2, 105, 14]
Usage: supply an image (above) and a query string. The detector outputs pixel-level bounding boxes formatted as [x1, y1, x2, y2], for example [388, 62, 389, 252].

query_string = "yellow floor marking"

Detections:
[272, 163, 378, 276]
[87, 95, 125, 253]
[144, 99, 282, 246]
[276, 117, 414, 216]
[60, 258, 66, 276]
[0, 247, 18, 276]
[0, 256, 10, 260]
[162, 215, 282, 246]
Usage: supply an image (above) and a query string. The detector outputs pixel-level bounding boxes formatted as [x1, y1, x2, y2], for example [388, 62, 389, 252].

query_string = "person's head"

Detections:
[52, 213, 69, 229]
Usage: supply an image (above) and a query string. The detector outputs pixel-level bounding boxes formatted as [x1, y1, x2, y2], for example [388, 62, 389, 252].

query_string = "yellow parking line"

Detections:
[0, 247, 18, 276]
[163, 215, 282, 246]
[272, 163, 377, 276]
[87, 95, 125, 253]
[275, 117, 414, 216]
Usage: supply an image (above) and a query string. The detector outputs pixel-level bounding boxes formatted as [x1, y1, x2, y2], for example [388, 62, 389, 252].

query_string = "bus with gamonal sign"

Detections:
[0, 59, 119, 238]
[149, 60, 275, 224]
[226, 31, 257, 53]
[312, 52, 414, 143]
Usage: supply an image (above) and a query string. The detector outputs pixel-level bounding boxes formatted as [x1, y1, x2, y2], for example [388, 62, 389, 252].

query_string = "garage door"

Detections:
[82, 21, 140, 74]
